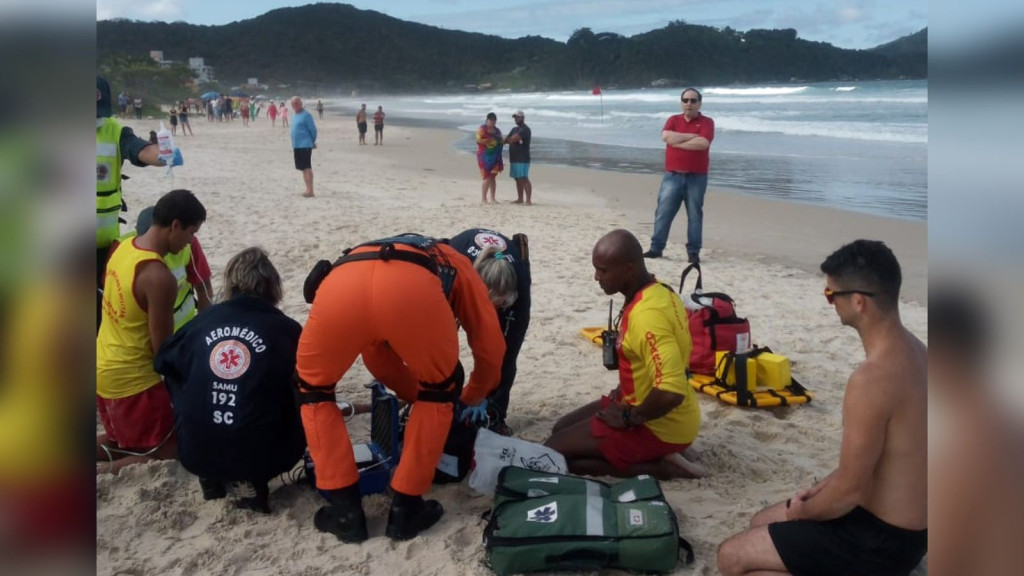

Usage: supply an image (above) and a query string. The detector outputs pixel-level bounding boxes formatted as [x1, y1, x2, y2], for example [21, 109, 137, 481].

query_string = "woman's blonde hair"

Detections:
[221, 247, 283, 306]
[474, 246, 517, 308]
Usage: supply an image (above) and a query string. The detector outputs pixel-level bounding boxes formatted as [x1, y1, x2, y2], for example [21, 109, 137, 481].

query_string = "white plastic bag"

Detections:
[468, 428, 568, 496]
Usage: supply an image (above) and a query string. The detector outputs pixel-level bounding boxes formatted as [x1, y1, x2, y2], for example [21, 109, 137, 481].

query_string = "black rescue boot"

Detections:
[198, 477, 226, 500]
[314, 483, 368, 543]
[233, 480, 271, 513]
[385, 490, 444, 541]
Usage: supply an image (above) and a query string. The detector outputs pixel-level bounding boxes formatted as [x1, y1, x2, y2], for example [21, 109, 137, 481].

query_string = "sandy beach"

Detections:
[97, 109, 927, 575]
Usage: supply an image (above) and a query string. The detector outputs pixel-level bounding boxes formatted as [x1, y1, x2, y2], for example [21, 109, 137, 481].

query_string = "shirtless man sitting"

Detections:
[717, 239, 927, 576]
[544, 229, 705, 480]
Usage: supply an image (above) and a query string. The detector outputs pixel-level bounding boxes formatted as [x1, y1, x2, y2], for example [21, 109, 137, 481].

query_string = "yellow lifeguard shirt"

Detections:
[96, 239, 165, 399]
[617, 283, 701, 444]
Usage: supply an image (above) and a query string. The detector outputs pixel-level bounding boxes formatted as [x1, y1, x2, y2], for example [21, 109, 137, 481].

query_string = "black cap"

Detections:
[486, 112, 497, 121]
[97, 76, 112, 118]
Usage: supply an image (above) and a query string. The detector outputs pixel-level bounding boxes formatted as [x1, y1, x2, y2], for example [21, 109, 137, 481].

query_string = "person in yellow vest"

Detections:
[134, 206, 214, 331]
[96, 189, 206, 475]
[96, 76, 179, 329]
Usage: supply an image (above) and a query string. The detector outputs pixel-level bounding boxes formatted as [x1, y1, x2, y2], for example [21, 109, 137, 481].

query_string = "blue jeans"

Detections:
[649, 172, 708, 256]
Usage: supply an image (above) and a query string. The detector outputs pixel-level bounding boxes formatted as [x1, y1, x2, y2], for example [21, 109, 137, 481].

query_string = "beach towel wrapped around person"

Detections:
[476, 124, 504, 176]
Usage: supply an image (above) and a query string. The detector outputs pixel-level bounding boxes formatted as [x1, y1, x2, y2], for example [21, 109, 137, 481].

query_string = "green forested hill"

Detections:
[97, 2, 926, 91]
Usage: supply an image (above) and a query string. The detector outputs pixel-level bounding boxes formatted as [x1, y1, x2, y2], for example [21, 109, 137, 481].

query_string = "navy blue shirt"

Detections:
[155, 296, 306, 482]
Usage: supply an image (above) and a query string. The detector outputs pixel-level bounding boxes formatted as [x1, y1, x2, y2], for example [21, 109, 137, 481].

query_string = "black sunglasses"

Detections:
[824, 287, 876, 304]
[681, 98, 700, 103]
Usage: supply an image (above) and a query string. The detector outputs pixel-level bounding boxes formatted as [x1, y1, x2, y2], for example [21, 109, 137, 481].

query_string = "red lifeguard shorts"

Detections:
[97, 382, 174, 450]
[591, 395, 691, 471]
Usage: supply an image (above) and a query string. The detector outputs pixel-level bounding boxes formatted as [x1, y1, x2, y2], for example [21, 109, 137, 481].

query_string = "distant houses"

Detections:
[148, 51, 216, 84]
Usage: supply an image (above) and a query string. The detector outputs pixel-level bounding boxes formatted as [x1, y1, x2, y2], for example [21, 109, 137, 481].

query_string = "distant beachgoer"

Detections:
[118, 91, 129, 118]
[356, 104, 368, 145]
[169, 106, 179, 136]
[133, 97, 143, 120]
[154, 247, 306, 513]
[240, 98, 250, 127]
[373, 105, 384, 145]
[506, 110, 533, 205]
[223, 96, 233, 122]
[178, 103, 193, 136]
[268, 101, 278, 127]
[290, 96, 317, 198]
[475, 112, 504, 203]
[249, 99, 257, 121]
[206, 100, 214, 122]
[316, 98, 324, 120]
[717, 240, 928, 576]
[645, 88, 714, 264]
[280, 102, 289, 128]
[544, 229, 704, 480]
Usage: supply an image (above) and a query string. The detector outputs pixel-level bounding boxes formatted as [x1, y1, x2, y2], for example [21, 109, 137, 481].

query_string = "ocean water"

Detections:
[375, 80, 927, 221]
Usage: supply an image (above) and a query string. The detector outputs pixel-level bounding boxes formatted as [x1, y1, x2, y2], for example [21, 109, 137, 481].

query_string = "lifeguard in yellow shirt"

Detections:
[96, 189, 206, 475]
[545, 229, 705, 480]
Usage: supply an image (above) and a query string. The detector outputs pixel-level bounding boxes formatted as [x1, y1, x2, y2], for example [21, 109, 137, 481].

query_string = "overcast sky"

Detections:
[96, 0, 926, 49]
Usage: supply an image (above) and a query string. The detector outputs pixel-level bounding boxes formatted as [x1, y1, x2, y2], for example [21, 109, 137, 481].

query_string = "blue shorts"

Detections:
[510, 163, 530, 179]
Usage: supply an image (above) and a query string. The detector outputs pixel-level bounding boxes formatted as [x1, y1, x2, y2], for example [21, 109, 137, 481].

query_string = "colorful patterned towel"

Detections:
[476, 125, 504, 176]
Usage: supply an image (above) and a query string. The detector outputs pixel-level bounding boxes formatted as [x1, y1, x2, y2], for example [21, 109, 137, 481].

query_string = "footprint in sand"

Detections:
[449, 524, 478, 548]
[404, 539, 425, 560]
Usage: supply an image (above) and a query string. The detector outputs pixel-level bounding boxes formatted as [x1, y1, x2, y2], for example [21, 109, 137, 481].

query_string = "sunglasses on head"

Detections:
[681, 98, 700, 103]
[824, 287, 875, 304]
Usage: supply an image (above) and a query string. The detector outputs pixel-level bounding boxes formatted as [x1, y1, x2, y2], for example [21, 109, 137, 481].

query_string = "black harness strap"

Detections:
[335, 243, 439, 274]
[416, 362, 465, 403]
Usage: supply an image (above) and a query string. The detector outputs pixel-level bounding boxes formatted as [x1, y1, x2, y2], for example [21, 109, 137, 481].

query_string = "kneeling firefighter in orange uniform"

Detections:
[298, 234, 505, 542]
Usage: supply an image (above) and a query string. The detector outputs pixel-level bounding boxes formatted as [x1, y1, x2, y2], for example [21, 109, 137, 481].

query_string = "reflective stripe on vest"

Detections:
[164, 245, 197, 332]
[96, 118, 123, 249]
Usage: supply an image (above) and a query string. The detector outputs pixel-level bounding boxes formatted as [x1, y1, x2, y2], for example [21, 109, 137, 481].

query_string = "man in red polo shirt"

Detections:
[645, 88, 714, 264]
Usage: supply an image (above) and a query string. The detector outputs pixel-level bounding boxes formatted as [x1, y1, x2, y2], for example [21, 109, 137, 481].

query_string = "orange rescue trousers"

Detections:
[297, 253, 460, 496]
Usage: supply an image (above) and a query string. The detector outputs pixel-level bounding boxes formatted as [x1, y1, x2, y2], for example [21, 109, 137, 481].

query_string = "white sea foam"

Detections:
[834, 86, 857, 91]
[704, 86, 809, 96]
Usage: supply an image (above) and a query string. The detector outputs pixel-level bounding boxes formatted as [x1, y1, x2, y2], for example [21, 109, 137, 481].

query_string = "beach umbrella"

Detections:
[200, 91, 220, 100]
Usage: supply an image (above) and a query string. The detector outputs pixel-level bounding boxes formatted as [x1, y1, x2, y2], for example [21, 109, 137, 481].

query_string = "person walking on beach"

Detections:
[476, 112, 504, 203]
[290, 96, 317, 198]
[544, 229, 704, 480]
[645, 88, 714, 264]
[356, 104, 368, 145]
[240, 97, 251, 127]
[506, 110, 533, 205]
[717, 240, 927, 576]
[96, 189, 206, 475]
[316, 98, 324, 120]
[280, 101, 290, 128]
[178, 102, 193, 136]
[373, 105, 385, 145]
[118, 91, 129, 118]
[133, 96, 143, 120]
[268, 101, 278, 127]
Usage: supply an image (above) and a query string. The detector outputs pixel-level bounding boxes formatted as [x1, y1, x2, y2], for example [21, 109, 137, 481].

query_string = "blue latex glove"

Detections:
[461, 399, 489, 426]
[171, 147, 184, 167]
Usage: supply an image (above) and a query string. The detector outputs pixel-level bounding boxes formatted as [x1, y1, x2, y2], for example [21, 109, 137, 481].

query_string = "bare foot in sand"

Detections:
[511, 199, 523, 204]
[660, 451, 708, 479]
[301, 193, 314, 198]
[524, 201, 532, 205]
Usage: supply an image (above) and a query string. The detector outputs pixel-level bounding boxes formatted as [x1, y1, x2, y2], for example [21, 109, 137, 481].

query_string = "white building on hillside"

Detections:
[189, 57, 215, 83]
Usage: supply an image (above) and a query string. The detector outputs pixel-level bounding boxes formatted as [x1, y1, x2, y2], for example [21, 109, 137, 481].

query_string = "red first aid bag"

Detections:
[678, 264, 751, 375]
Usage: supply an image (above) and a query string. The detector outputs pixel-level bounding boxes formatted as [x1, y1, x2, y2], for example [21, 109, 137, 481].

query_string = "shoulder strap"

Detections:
[678, 536, 695, 564]
[678, 263, 702, 294]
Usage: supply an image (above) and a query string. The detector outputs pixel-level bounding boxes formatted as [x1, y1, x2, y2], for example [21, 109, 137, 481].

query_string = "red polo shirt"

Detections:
[663, 112, 714, 174]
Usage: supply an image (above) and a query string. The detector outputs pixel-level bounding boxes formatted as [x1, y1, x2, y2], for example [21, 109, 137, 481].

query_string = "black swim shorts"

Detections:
[358, 121, 367, 134]
[293, 148, 313, 170]
[768, 506, 927, 576]
[374, 123, 383, 133]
